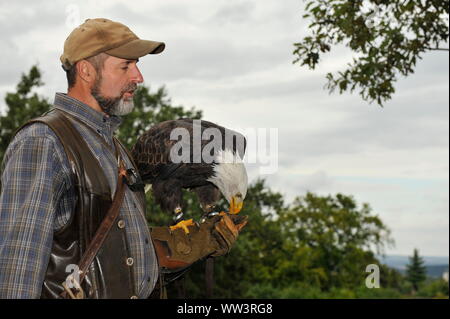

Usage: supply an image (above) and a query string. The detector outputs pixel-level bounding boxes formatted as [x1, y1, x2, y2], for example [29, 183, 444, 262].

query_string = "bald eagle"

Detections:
[131, 119, 248, 232]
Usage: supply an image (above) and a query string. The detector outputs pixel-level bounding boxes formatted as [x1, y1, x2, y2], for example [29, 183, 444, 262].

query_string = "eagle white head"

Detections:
[207, 148, 248, 214]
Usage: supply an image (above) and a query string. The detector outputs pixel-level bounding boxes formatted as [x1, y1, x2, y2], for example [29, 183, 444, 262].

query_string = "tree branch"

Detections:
[426, 47, 449, 51]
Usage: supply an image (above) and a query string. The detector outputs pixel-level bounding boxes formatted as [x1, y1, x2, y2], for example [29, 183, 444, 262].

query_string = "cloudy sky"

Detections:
[0, 0, 448, 258]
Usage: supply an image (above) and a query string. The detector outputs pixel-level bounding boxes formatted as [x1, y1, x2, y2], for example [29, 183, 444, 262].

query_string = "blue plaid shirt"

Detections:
[0, 93, 159, 298]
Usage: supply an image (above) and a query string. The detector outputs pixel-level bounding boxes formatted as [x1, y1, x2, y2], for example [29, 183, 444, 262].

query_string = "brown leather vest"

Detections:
[18, 109, 137, 299]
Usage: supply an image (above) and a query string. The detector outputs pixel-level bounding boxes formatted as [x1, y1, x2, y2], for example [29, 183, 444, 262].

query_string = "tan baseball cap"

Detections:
[60, 18, 165, 70]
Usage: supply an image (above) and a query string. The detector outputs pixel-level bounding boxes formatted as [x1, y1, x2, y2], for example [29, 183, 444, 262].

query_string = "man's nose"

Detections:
[131, 65, 144, 84]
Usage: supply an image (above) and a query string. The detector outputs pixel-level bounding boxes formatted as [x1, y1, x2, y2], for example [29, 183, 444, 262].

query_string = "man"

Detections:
[0, 18, 246, 299]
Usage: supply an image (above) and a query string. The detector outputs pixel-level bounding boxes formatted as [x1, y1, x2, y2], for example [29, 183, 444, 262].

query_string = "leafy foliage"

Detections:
[181, 184, 396, 298]
[293, 0, 449, 105]
[416, 278, 449, 299]
[0, 66, 51, 165]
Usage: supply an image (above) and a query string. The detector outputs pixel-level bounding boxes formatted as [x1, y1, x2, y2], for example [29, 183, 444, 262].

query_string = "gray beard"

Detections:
[93, 95, 135, 116]
[113, 98, 135, 116]
[91, 77, 136, 116]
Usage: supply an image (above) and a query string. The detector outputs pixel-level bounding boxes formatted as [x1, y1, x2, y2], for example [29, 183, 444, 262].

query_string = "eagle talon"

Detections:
[170, 219, 195, 234]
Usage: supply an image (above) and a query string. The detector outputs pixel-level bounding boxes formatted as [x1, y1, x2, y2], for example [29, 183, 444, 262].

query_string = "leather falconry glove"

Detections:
[150, 213, 248, 271]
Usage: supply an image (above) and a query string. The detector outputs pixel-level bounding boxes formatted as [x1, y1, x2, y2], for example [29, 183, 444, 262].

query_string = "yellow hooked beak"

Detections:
[229, 195, 244, 214]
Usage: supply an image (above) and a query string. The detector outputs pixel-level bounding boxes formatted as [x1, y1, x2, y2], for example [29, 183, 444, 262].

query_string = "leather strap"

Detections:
[81, 162, 128, 282]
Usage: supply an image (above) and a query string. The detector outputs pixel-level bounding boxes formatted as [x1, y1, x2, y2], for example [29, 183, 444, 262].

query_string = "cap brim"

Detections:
[105, 39, 165, 60]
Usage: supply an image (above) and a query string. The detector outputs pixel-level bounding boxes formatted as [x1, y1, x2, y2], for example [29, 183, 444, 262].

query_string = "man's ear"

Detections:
[76, 60, 97, 84]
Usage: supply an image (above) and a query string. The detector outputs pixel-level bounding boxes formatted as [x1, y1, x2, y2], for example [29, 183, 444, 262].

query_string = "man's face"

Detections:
[91, 55, 144, 116]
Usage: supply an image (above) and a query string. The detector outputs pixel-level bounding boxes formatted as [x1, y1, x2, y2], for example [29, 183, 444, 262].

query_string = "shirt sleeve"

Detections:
[0, 135, 68, 298]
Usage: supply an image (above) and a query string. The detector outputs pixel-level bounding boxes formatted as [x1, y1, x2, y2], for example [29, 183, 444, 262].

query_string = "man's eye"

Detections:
[121, 67, 129, 70]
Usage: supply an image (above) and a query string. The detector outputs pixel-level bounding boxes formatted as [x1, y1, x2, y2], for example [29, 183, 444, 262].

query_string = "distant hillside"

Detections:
[377, 255, 449, 278]
[426, 265, 449, 278]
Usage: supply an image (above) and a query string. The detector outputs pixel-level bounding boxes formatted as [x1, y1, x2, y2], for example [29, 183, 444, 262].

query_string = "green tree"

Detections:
[406, 248, 427, 293]
[293, 0, 449, 105]
[279, 192, 394, 291]
[417, 278, 449, 299]
[0, 66, 51, 165]
[183, 190, 396, 298]
[379, 263, 404, 292]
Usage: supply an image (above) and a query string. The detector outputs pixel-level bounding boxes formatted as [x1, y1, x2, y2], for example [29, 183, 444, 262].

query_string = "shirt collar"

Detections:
[53, 92, 122, 136]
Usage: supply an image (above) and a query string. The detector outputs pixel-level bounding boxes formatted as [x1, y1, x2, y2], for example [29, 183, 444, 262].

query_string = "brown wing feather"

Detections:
[131, 120, 182, 183]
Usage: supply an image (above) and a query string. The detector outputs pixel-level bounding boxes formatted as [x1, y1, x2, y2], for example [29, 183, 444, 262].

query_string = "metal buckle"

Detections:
[62, 274, 85, 299]
[125, 168, 145, 192]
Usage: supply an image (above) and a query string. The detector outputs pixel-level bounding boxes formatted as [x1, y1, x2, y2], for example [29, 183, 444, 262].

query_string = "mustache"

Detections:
[120, 83, 138, 96]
